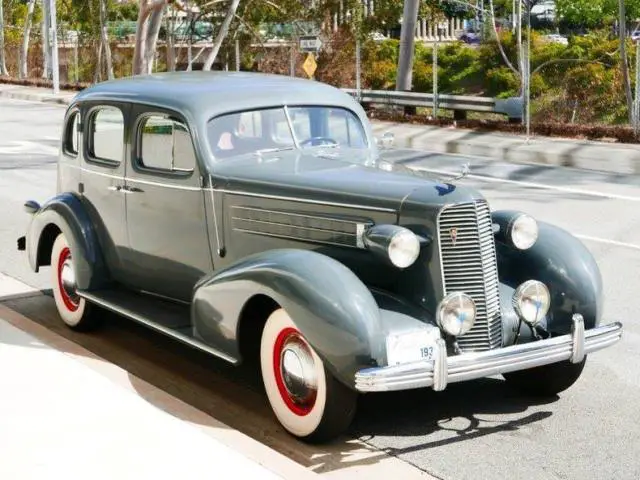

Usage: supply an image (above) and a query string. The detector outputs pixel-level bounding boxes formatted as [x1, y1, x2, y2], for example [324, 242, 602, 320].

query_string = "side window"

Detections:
[139, 115, 195, 173]
[63, 111, 80, 156]
[89, 106, 124, 164]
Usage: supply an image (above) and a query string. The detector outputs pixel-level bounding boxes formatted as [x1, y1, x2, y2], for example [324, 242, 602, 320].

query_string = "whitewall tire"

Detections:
[260, 308, 357, 443]
[50, 233, 98, 331]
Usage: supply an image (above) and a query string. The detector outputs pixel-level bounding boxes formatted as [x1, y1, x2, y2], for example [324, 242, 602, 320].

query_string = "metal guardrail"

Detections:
[342, 88, 523, 121]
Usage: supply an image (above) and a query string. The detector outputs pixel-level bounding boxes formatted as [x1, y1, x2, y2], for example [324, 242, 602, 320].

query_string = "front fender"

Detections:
[191, 249, 385, 386]
[26, 192, 109, 290]
[493, 211, 603, 335]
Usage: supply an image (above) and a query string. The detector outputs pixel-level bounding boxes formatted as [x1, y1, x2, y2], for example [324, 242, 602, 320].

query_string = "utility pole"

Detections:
[49, 0, 60, 94]
[42, 0, 51, 79]
[396, 0, 419, 91]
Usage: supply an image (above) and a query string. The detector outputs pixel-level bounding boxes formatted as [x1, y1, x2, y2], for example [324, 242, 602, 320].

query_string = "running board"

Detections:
[78, 288, 238, 365]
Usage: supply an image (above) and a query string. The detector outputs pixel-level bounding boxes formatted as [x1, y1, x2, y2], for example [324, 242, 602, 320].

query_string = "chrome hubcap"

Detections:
[60, 256, 79, 304]
[280, 338, 318, 405]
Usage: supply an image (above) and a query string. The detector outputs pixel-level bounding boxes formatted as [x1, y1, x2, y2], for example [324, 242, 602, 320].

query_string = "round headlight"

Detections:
[511, 214, 538, 250]
[513, 280, 550, 326]
[437, 292, 477, 336]
[388, 229, 420, 268]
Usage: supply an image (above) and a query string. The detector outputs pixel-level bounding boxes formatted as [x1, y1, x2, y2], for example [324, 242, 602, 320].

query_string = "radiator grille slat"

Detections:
[438, 200, 502, 352]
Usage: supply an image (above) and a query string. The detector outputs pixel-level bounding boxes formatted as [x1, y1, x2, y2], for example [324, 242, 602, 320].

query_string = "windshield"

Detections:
[206, 106, 368, 160]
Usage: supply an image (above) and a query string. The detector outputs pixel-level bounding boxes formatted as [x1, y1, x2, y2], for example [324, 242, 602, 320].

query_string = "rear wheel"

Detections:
[50, 233, 99, 331]
[260, 308, 357, 443]
[503, 358, 587, 396]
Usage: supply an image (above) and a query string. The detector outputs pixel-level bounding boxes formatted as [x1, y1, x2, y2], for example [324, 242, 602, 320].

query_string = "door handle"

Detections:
[107, 185, 122, 192]
[122, 186, 144, 194]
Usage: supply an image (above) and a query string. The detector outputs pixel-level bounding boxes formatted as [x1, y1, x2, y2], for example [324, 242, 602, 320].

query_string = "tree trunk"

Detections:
[0, 0, 9, 75]
[133, 2, 151, 75]
[20, 0, 36, 79]
[94, 40, 103, 83]
[395, 0, 420, 92]
[99, 0, 114, 80]
[133, 0, 169, 75]
[144, 7, 164, 74]
[202, 0, 242, 71]
[619, 0, 634, 123]
[166, 12, 176, 71]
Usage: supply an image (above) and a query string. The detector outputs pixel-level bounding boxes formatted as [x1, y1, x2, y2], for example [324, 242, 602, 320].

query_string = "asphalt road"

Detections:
[1, 97, 638, 480]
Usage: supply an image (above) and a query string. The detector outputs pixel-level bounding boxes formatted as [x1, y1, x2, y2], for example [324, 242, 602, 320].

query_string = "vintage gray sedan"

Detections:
[18, 71, 623, 442]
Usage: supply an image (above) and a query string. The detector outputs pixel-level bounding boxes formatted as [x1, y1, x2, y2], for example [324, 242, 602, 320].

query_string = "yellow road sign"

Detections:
[302, 53, 317, 79]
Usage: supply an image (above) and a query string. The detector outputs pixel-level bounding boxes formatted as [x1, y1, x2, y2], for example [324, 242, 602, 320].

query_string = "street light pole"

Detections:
[48, 0, 60, 94]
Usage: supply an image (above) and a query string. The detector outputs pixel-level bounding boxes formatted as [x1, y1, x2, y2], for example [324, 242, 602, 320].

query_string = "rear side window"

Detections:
[88, 106, 124, 164]
[139, 115, 195, 173]
[63, 111, 80, 156]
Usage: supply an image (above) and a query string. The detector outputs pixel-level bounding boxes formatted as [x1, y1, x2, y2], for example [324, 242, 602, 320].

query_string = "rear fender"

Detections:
[26, 192, 109, 290]
[191, 249, 385, 386]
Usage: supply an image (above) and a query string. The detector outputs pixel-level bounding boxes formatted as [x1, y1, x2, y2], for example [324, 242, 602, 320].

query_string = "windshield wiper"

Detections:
[255, 146, 295, 154]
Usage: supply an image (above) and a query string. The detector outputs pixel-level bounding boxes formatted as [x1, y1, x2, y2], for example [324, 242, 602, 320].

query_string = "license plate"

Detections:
[386, 330, 439, 366]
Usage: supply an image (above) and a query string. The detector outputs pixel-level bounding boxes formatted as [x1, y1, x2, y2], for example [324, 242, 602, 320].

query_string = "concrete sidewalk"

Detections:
[2, 82, 640, 176]
[0, 273, 316, 480]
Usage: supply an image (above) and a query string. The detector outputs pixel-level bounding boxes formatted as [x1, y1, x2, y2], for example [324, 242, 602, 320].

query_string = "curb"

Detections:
[3, 86, 640, 176]
[0, 88, 74, 106]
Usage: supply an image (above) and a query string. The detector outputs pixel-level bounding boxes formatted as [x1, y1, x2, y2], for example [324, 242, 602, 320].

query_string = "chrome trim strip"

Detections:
[231, 216, 358, 237]
[65, 164, 201, 191]
[208, 175, 223, 254]
[126, 176, 201, 191]
[354, 319, 622, 392]
[232, 227, 361, 249]
[231, 205, 369, 225]
[213, 188, 396, 213]
[79, 291, 238, 365]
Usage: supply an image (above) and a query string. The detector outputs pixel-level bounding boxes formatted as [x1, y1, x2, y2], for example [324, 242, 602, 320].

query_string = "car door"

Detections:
[79, 102, 130, 283]
[122, 107, 213, 302]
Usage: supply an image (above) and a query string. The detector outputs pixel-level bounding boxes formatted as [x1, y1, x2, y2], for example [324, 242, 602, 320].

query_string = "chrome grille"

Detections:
[438, 200, 502, 351]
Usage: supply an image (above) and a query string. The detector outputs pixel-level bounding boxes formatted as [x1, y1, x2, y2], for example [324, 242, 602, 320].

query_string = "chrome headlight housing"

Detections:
[437, 292, 477, 336]
[510, 214, 538, 250]
[513, 280, 551, 326]
[362, 225, 421, 269]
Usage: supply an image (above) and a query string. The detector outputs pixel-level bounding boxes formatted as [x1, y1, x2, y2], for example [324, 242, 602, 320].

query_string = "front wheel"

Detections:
[260, 308, 357, 443]
[50, 233, 100, 331]
[503, 358, 587, 396]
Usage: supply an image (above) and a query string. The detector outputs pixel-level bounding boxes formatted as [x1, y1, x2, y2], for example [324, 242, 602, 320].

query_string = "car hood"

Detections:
[212, 148, 484, 213]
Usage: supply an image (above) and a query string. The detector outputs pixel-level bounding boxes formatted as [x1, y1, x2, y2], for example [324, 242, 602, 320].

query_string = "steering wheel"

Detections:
[300, 136, 338, 147]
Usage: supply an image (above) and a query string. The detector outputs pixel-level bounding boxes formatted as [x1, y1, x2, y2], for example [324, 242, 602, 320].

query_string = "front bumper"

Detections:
[355, 314, 623, 393]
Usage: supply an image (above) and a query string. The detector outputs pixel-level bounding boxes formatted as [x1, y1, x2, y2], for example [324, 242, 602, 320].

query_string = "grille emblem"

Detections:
[449, 228, 458, 246]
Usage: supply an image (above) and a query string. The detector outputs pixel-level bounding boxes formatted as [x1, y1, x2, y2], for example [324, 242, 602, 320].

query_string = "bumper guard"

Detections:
[355, 314, 623, 393]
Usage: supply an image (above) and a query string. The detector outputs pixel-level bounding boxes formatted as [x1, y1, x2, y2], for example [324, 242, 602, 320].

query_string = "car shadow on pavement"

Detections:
[349, 379, 555, 454]
[0, 292, 557, 476]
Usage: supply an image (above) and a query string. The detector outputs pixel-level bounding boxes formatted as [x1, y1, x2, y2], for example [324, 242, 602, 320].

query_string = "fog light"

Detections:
[437, 292, 476, 336]
[513, 280, 550, 326]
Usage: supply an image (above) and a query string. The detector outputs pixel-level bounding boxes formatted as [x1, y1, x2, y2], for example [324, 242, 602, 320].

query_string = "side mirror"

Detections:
[376, 132, 395, 148]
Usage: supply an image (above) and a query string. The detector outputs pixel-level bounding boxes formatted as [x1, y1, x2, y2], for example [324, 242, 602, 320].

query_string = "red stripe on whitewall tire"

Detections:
[57, 246, 79, 312]
[272, 327, 317, 417]
[50, 233, 89, 329]
[260, 309, 327, 439]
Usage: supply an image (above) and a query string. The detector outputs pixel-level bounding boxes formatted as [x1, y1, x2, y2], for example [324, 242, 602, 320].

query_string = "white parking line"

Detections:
[575, 235, 640, 252]
[411, 166, 640, 202]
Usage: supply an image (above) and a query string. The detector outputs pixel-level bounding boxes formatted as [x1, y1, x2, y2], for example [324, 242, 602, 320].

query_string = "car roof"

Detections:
[73, 71, 362, 123]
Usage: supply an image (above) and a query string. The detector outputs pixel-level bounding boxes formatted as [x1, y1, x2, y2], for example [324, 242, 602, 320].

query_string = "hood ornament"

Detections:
[450, 163, 470, 182]
[438, 163, 471, 184]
